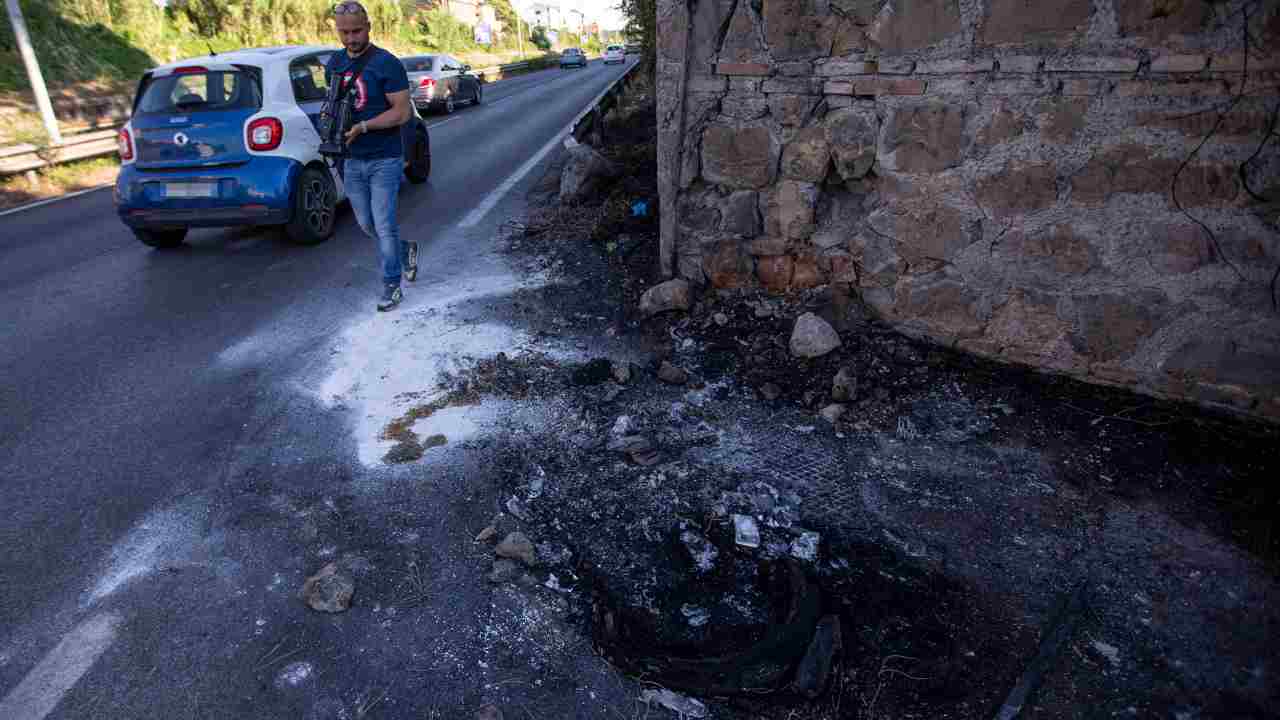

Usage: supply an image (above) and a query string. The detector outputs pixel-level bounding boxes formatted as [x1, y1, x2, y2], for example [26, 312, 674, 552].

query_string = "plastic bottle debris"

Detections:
[681, 604, 710, 627]
[640, 688, 707, 718]
[790, 531, 821, 562]
[733, 514, 761, 548]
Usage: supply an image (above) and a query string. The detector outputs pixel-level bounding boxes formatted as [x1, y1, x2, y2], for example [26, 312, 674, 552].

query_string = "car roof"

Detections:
[150, 45, 334, 72]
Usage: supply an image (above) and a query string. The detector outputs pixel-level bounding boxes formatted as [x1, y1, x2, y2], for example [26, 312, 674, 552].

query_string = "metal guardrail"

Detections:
[0, 127, 120, 176]
[0, 53, 607, 177]
[570, 58, 641, 146]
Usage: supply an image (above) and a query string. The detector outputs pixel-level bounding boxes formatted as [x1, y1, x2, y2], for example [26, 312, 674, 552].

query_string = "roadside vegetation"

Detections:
[0, 0, 618, 95]
[0, 155, 120, 210]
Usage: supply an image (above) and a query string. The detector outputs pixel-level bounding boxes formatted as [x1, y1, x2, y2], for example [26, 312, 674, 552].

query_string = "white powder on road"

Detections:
[314, 261, 567, 467]
[84, 501, 202, 606]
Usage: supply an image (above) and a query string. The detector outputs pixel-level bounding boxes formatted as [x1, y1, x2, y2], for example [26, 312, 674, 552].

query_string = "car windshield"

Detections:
[608, 46, 622, 51]
[402, 56, 436, 72]
[563, 49, 579, 55]
[136, 69, 261, 115]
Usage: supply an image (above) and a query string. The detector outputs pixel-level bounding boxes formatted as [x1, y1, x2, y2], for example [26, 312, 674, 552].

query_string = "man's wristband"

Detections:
[361, 120, 369, 134]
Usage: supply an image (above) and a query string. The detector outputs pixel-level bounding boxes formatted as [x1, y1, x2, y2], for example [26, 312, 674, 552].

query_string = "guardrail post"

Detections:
[5, 0, 63, 145]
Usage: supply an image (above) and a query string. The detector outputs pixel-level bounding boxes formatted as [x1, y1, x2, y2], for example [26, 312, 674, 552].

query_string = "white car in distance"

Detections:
[603, 45, 625, 65]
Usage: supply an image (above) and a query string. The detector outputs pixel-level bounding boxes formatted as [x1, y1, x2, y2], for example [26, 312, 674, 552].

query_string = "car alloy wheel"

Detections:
[445, 95, 455, 114]
[302, 174, 333, 236]
[286, 166, 336, 245]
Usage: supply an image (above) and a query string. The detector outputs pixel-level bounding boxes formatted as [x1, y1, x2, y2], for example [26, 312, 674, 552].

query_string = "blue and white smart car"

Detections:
[115, 45, 431, 248]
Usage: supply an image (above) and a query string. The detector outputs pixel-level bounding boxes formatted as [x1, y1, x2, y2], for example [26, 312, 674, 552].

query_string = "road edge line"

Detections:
[0, 183, 113, 219]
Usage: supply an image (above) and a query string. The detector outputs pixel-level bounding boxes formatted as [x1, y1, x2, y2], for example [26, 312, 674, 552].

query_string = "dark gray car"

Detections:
[560, 48, 587, 69]
[402, 54, 482, 114]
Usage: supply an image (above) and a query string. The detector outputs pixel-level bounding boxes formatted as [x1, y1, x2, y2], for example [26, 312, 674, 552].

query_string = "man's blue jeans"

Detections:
[343, 156, 404, 286]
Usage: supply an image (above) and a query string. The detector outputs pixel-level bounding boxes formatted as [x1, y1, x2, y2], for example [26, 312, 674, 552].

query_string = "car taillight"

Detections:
[419, 77, 436, 93]
[247, 117, 283, 151]
[173, 66, 209, 75]
[117, 127, 133, 161]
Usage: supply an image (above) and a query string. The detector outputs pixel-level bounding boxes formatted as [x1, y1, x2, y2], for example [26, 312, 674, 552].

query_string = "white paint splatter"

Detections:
[275, 661, 314, 688]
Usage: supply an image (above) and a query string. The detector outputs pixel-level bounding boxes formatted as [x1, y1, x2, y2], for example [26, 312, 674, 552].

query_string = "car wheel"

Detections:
[472, 85, 482, 105]
[444, 94, 456, 114]
[286, 165, 336, 245]
[134, 228, 186, 248]
[405, 131, 430, 184]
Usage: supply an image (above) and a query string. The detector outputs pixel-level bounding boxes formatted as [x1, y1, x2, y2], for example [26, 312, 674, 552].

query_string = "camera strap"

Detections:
[333, 45, 377, 103]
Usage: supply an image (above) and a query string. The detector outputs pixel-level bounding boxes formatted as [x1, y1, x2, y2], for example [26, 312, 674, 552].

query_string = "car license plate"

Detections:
[164, 182, 217, 199]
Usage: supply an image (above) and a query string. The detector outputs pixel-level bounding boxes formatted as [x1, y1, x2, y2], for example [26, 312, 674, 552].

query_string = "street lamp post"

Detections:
[5, 0, 62, 145]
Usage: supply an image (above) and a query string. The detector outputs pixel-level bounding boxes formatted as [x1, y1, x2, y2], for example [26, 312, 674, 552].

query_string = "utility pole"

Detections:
[5, 0, 62, 145]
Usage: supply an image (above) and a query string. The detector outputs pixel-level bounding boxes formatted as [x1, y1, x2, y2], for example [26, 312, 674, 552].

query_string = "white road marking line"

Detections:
[457, 74, 625, 229]
[0, 184, 113, 219]
[0, 612, 123, 720]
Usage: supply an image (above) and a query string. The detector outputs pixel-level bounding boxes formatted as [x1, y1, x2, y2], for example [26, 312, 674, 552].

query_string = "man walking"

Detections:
[328, 1, 417, 311]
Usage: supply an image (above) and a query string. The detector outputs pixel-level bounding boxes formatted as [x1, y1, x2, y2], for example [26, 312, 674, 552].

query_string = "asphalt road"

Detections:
[0, 58, 636, 719]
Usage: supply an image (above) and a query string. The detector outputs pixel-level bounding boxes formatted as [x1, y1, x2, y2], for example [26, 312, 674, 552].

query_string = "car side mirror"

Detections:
[462, 64, 471, 73]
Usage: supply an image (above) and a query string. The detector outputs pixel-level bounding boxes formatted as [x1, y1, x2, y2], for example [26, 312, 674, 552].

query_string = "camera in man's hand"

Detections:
[317, 83, 354, 157]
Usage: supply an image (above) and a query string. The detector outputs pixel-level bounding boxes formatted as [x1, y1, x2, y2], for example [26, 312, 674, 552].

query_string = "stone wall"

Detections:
[656, 0, 1280, 420]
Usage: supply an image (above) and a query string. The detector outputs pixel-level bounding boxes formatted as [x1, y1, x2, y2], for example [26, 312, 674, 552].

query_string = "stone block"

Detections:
[1114, 79, 1237, 97]
[816, 60, 874, 76]
[985, 79, 1052, 95]
[854, 78, 928, 95]
[985, 290, 1071, 362]
[1134, 110, 1267, 138]
[1070, 145, 1179, 205]
[686, 75, 729, 93]
[877, 58, 917, 74]
[720, 191, 761, 236]
[827, 96, 856, 108]
[764, 0, 842, 60]
[1061, 78, 1107, 96]
[777, 61, 816, 76]
[719, 0, 769, 64]
[977, 102, 1027, 147]
[1171, 163, 1239, 207]
[729, 77, 765, 93]
[1044, 56, 1141, 73]
[717, 63, 772, 76]
[878, 101, 968, 173]
[769, 94, 821, 126]
[705, 240, 756, 288]
[1069, 290, 1169, 362]
[870, 0, 963, 52]
[981, 0, 1093, 44]
[824, 81, 856, 95]
[976, 162, 1059, 218]
[1212, 53, 1280, 72]
[1118, 0, 1212, 43]
[1162, 335, 1280, 397]
[701, 124, 777, 189]
[1034, 97, 1090, 143]
[764, 77, 824, 94]
[762, 180, 820, 240]
[915, 59, 996, 74]
[925, 78, 982, 95]
[1144, 223, 1211, 274]
[1012, 224, 1097, 275]
[721, 95, 771, 120]
[757, 255, 796, 291]
[824, 107, 880, 180]
[870, 197, 971, 262]
[782, 127, 832, 181]
[894, 273, 985, 338]
[999, 56, 1043, 73]
[792, 254, 827, 288]
[1152, 54, 1208, 73]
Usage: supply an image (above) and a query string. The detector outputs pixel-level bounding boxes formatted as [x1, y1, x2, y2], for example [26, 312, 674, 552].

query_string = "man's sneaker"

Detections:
[404, 242, 419, 282]
[376, 284, 403, 312]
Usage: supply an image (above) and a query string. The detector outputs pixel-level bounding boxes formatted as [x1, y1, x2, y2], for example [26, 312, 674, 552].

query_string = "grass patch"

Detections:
[0, 155, 119, 210]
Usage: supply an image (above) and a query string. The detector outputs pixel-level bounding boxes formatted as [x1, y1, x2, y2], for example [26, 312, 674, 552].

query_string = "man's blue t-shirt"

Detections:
[325, 46, 409, 159]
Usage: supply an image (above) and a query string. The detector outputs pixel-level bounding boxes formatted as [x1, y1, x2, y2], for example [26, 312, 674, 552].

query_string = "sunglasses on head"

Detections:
[334, 2, 366, 15]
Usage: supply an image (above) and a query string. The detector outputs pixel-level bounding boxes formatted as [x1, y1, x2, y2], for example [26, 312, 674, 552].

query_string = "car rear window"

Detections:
[402, 56, 436, 72]
[136, 69, 262, 115]
[608, 45, 623, 51]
